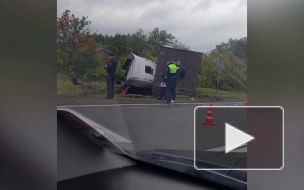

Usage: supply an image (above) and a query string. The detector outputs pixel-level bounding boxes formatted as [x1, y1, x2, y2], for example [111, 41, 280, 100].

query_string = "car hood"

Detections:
[57, 107, 247, 190]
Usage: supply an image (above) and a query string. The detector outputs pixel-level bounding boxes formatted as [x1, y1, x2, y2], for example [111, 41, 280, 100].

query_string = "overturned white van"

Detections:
[122, 53, 156, 88]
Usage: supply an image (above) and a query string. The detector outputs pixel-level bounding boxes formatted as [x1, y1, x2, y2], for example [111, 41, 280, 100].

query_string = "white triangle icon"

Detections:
[225, 123, 255, 154]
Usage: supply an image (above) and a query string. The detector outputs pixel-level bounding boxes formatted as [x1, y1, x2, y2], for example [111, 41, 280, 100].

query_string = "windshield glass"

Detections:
[57, 3, 247, 188]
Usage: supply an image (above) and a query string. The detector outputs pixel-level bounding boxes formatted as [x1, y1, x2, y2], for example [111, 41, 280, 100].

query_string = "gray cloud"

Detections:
[57, 0, 247, 52]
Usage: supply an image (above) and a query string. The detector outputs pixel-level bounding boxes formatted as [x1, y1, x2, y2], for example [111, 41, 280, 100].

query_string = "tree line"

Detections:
[198, 37, 247, 91]
[57, 10, 247, 91]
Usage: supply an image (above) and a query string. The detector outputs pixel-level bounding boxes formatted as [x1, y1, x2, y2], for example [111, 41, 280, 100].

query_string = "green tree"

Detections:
[57, 10, 92, 75]
[129, 29, 150, 56]
[57, 10, 103, 80]
[90, 27, 189, 59]
[57, 10, 191, 82]
[147, 28, 175, 56]
[107, 33, 129, 60]
[215, 37, 247, 71]
[198, 52, 218, 88]
[170, 39, 190, 50]
[198, 37, 247, 92]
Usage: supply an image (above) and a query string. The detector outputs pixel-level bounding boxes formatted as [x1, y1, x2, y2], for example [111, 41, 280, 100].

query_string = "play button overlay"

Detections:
[225, 122, 254, 154]
[194, 106, 284, 170]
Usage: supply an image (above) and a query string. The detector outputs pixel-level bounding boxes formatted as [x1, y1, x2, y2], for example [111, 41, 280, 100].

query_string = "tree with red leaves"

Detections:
[57, 10, 91, 44]
[57, 10, 99, 79]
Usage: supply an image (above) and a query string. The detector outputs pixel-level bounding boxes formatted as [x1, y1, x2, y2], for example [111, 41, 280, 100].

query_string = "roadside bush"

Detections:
[221, 84, 233, 91]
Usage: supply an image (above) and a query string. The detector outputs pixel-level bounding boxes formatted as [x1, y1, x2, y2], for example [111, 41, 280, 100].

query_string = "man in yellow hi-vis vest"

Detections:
[163, 57, 178, 104]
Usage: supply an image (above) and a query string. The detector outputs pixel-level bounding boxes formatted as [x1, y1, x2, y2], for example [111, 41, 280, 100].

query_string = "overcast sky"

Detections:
[57, 0, 247, 52]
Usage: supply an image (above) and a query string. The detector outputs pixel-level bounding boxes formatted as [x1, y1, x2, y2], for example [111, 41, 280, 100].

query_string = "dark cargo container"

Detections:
[152, 46, 203, 97]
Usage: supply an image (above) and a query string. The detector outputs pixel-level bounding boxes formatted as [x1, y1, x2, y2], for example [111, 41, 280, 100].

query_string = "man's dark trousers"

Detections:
[106, 75, 114, 99]
[171, 79, 177, 101]
[166, 78, 174, 103]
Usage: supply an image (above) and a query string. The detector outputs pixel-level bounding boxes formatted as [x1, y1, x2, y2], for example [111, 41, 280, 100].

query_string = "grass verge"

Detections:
[58, 73, 246, 99]
[57, 73, 106, 96]
[196, 88, 247, 99]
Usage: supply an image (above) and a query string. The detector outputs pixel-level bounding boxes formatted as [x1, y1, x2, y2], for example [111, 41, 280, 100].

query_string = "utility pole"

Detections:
[216, 68, 220, 94]
[216, 59, 224, 94]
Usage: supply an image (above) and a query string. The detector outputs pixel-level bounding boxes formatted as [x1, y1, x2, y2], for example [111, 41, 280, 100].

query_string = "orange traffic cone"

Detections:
[201, 103, 217, 126]
[244, 98, 248, 106]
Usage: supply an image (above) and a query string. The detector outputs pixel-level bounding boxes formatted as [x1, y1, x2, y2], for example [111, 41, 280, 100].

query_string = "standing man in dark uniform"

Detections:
[104, 52, 117, 99]
[163, 57, 178, 104]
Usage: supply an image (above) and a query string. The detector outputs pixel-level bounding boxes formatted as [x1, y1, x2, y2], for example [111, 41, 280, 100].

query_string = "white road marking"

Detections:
[231, 147, 247, 153]
[57, 102, 244, 108]
[204, 145, 247, 153]
[124, 106, 150, 109]
[204, 146, 226, 152]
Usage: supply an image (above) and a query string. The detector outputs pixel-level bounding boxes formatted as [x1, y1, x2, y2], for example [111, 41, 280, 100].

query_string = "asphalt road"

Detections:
[58, 102, 245, 152]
